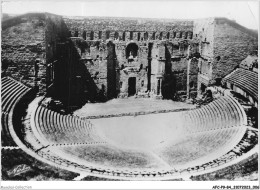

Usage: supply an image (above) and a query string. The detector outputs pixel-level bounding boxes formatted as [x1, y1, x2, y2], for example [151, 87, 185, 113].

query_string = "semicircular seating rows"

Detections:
[32, 95, 247, 146]
[177, 128, 258, 174]
[222, 68, 258, 101]
[32, 105, 106, 146]
[1, 77, 31, 146]
[183, 95, 247, 133]
[153, 127, 246, 166]
[26, 95, 252, 178]
[3, 77, 257, 179]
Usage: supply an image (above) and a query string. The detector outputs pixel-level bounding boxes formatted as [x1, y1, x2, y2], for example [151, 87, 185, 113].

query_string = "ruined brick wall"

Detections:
[171, 58, 188, 92]
[118, 41, 149, 97]
[193, 18, 215, 85]
[71, 39, 108, 97]
[189, 58, 199, 92]
[5, 14, 256, 102]
[56, 17, 196, 100]
[213, 18, 258, 80]
[69, 39, 149, 99]
[193, 18, 215, 59]
[63, 17, 194, 41]
[194, 17, 257, 95]
[45, 13, 70, 64]
[2, 13, 46, 91]
[86, 41, 108, 95]
[1, 13, 70, 94]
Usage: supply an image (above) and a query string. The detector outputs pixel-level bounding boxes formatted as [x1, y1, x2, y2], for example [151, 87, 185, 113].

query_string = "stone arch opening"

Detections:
[106, 31, 110, 39]
[144, 32, 148, 41]
[82, 31, 86, 40]
[114, 31, 119, 40]
[137, 32, 141, 41]
[173, 31, 176, 38]
[90, 31, 94, 40]
[189, 32, 193, 39]
[189, 81, 194, 89]
[126, 43, 138, 59]
[130, 31, 133, 40]
[167, 32, 170, 39]
[179, 32, 183, 38]
[122, 32, 126, 41]
[99, 31, 102, 39]
[74, 30, 78, 37]
[159, 32, 163, 40]
[152, 32, 156, 40]
[183, 32, 188, 39]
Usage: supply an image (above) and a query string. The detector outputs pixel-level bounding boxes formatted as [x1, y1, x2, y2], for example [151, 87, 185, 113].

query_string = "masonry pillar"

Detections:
[186, 58, 191, 99]
[107, 41, 117, 99]
[159, 78, 162, 96]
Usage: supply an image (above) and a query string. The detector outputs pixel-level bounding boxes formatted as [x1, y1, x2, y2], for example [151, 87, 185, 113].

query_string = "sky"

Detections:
[1, 0, 259, 30]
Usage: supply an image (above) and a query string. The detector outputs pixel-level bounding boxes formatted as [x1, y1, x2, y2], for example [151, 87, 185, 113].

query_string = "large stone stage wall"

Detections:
[2, 13, 257, 108]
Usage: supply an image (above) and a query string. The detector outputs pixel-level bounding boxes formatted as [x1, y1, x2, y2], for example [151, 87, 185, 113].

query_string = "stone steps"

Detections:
[1, 76, 31, 146]
[184, 96, 247, 133]
[33, 105, 103, 145]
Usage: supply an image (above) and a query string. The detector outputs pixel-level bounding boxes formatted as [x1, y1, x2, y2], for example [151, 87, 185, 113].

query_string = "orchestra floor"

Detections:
[73, 97, 196, 118]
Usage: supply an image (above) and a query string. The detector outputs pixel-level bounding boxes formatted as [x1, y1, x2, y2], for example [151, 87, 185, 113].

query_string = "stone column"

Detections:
[187, 58, 191, 99]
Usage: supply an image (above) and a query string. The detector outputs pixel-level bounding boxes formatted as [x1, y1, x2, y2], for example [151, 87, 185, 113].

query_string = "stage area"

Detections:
[73, 98, 196, 118]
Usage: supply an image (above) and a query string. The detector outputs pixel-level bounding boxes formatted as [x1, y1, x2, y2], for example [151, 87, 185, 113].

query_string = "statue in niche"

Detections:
[128, 51, 134, 63]
[129, 51, 134, 59]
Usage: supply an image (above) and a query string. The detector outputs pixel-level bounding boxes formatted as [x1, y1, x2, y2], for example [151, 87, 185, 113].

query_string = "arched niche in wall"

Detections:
[68, 31, 72, 37]
[82, 31, 86, 40]
[179, 31, 183, 38]
[173, 31, 176, 38]
[144, 32, 148, 41]
[159, 32, 163, 40]
[183, 32, 188, 39]
[167, 32, 170, 39]
[74, 30, 79, 37]
[106, 31, 110, 39]
[137, 32, 141, 41]
[190, 32, 193, 39]
[152, 32, 156, 40]
[114, 31, 119, 40]
[122, 32, 126, 41]
[98, 31, 102, 39]
[126, 42, 139, 59]
[189, 81, 195, 89]
[90, 31, 94, 40]
[130, 31, 133, 40]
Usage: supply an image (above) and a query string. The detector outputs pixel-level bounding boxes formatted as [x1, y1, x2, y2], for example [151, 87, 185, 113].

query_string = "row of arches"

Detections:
[70, 30, 193, 41]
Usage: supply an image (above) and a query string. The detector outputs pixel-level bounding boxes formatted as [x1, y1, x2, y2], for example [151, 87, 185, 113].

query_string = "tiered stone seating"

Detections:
[222, 68, 258, 102]
[1, 77, 31, 146]
[7, 79, 253, 180]
[33, 105, 105, 145]
[180, 128, 258, 175]
[25, 94, 250, 179]
[183, 96, 247, 133]
[154, 127, 245, 167]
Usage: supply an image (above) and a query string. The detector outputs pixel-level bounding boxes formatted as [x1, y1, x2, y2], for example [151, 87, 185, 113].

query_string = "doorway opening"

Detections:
[128, 77, 136, 96]
[157, 79, 161, 95]
[201, 83, 206, 93]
